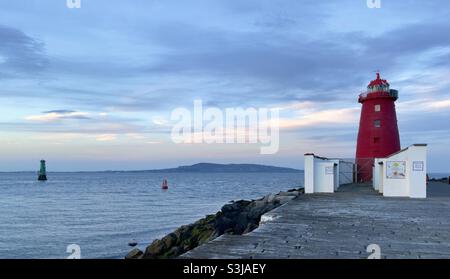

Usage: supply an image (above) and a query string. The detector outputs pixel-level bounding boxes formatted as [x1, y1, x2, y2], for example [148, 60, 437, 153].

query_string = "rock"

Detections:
[162, 233, 177, 248]
[144, 239, 166, 257]
[234, 214, 251, 233]
[180, 225, 194, 240]
[221, 200, 251, 215]
[224, 228, 234, 234]
[277, 191, 298, 197]
[215, 216, 234, 234]
[265, 203, 278, 212]
[190, 223, 214, 244]
[243, 223, 259, 234]
[166, 246, 182, 257]
[253, 199, 268, 208]
[260, 193, 279, 203]
[247, 208, 261, 220]
[125, 248, 143, 259]
[128, 239, 138, 247]
[264, 194, 276, 203]
[274, 195, 295, 205]
[247, 201, 267, 220]
[173, 229, 183, 242]
[210, 231, 220, 239]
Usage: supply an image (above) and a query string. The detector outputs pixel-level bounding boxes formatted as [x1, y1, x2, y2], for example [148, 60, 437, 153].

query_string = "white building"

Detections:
[373, 144, 427, 198]
[304, 154, 354, 194]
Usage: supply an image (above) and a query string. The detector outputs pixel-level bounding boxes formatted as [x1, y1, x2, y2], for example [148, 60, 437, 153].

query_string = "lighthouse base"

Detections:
[356, 158, 375, 183]
[38, 175, 47, 181]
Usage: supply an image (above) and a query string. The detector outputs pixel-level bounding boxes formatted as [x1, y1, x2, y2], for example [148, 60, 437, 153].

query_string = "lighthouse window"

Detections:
[374, 137, 380, 144]
[374, 120, 381, 128]
[375, 104, 381, 112]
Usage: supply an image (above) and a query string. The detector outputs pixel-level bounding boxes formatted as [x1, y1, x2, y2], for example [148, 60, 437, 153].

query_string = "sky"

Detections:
[1, 0, 450, 171]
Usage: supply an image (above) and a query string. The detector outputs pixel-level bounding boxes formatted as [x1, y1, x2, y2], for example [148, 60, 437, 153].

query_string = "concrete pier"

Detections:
[181, 182, 450, 259]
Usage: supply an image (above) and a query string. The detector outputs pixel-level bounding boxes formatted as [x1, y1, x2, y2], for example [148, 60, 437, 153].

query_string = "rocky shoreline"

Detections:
[125, 188, 304, 259]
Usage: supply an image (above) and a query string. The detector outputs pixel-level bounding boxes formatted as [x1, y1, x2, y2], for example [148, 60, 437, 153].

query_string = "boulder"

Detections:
[274, 195, 295, 205]
[162, 233, 178, 248]
[247, 201, 268, 220]
[125, 248, 143, 259]
[215, 216, 234, 234]
[221, 200, 251, 215]
[243, 223, 259, 234]
[166, 246, 182, 257]
[277, 191, 298, 197]
[143, 239, 166, 258]
[234, 214, 251, 233]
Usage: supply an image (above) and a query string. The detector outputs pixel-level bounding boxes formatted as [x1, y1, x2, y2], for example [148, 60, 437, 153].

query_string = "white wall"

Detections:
[304, 155, 353, 194]
[382, 150, 410, 197]
[372, 159, 384, 193]
[408, 145, 427, 198]
[314, 162, 336, 193]
[304, 155, 315, 194]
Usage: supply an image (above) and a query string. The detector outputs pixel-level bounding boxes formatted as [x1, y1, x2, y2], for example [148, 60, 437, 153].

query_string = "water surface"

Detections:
[0, 172, 302, 259]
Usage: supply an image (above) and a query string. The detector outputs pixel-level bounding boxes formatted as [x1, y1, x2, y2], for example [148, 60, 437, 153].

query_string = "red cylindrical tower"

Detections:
[356, 73, 401, 182]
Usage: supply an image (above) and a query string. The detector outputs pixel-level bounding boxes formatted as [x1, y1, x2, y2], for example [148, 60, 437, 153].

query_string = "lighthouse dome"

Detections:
[368, 73, 389, 87]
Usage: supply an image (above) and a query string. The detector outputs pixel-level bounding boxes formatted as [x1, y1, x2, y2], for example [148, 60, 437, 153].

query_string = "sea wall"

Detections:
[125, 188, 304, 259]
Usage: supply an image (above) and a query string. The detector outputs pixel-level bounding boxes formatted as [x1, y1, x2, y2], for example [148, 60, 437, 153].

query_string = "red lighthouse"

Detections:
[356, 73, 401, 182]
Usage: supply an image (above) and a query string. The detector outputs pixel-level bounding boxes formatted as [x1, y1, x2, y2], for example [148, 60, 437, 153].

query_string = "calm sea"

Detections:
[0, 172, 303, 259]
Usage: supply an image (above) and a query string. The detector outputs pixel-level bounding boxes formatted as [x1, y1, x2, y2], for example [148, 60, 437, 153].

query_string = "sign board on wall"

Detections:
[386, 161, 406, 179]
[413, 161, 424, 171]
[325, 166, 334, 175]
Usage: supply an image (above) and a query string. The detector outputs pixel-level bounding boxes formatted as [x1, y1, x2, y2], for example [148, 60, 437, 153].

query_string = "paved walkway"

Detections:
[181, 182, 450, 259]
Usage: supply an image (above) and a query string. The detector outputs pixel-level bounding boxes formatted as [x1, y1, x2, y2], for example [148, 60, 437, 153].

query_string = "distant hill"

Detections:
[147, 163, 302, 173]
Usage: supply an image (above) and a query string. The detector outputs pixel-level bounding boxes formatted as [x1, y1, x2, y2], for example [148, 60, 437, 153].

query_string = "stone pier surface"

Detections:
[181, 182, 450, 259]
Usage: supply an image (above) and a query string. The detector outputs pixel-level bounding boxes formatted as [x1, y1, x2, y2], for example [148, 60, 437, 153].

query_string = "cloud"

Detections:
[43, 110, 77, 114]
[0, 25, 48, 78]
[25, 110, 90, 122]
[126, 133, 146, 140]
[363, 22, 450, 58]
[146, 141, 161, 144]
[95, 134, 117, 141]
[426, 99, 450, 110]
[143, 22, 365, 93]
[278, 108, 360, 129]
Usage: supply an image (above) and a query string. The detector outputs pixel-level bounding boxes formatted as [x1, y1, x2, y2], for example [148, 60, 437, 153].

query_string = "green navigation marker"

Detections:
[38, 160, 47, 181]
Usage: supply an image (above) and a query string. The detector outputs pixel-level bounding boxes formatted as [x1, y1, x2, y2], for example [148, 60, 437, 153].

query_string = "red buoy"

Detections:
[356, 73, 401, 182]
[161, 178, 169, 190]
